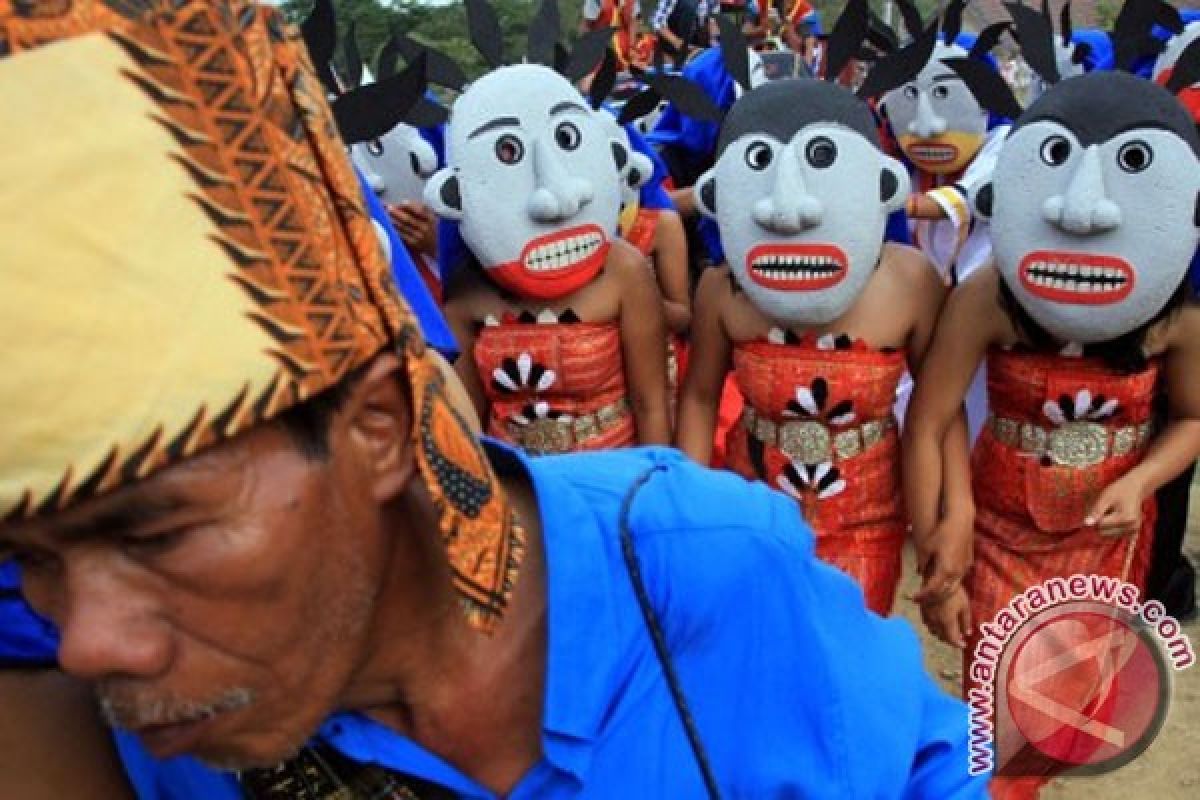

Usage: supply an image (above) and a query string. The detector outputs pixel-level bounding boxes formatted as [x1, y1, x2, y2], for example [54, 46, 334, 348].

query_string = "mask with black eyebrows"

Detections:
[425, 64, 631, 300]
[980, 71, 1200, 344]
[880, 41, 990, 175]
[693, 79, 909, 325]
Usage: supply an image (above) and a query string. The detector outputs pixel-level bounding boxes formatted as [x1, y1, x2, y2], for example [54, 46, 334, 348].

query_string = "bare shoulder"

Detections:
[880, 242, 942, 290]
[943, 264, 1013, 342]
[605, 237, 655, 283]
[695, 263, 734, 306]
[1162, 301, 1200, 352]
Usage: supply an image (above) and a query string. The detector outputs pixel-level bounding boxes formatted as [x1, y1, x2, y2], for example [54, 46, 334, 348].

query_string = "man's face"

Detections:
[0, 422, 387, 768]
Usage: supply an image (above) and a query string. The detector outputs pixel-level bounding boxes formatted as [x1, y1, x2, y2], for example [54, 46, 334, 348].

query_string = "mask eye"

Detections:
[744, 140, 774, 171]
[932, 84, 950, 99]
[554, 121, 582, 151]
[903, 85, 918, 100]
[367, 139, 384, 157]
[1116, 140, 1153, 173]
[805, 136, 837, 169]
[495, 134, 524, 165]
[1039, 135, 1071, 166]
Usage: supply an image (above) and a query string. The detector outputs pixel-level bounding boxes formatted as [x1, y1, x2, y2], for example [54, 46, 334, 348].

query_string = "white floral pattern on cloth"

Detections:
[783, 376, 857, 426]
[777, 460, 847, 501]
[491, 352, 557, 394]
[1042, 388, 1121, 427]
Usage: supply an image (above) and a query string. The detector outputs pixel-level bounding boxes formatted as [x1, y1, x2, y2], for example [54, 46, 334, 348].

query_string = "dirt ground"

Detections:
[894, 480, 1200, 798]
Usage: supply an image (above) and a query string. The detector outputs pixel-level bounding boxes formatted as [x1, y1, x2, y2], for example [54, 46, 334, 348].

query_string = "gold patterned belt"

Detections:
[741, 407, 893, 464]
[506, 397, 631, 454]
[986, 413, 1153, 468]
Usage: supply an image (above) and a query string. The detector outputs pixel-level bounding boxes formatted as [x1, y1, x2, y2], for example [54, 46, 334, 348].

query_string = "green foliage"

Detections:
[280, 0, 586, 81]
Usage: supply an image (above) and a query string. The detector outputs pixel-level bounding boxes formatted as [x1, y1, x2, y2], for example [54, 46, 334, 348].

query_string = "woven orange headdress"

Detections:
[0, 0, 522, 633]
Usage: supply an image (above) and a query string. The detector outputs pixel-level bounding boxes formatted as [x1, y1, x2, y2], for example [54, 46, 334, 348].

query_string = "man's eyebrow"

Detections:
[468, 116, 520, 139]
[56, 494, 190, 542]
[549, 100, 589, 116]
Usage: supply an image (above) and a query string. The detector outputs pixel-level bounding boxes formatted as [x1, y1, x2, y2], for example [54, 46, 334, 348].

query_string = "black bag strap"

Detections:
[617, 466, 722, 800]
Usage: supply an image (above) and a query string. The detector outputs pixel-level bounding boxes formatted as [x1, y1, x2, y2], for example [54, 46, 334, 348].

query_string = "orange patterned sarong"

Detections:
[965, 348, 1159, 799]
[725, 334, 907, 613]
[475, 320, 634, 454]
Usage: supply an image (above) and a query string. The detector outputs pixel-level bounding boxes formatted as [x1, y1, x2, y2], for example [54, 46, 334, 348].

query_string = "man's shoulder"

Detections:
[535, 447, 809, 543]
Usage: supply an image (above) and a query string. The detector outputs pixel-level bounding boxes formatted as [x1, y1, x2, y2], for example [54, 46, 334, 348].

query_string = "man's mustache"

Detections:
[97, 682, 256, 730]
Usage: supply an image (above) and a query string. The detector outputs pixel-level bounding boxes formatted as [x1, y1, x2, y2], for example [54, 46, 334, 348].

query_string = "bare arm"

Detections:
[1087, 306, 1200, 534]
[668, 187, 696, 216]
[0, 669, 135, 799]
[651, 209, 692, 334]
[614, 244, 671, 445]
[903, 269, 1005, 565]
[675, 266, 733, 463]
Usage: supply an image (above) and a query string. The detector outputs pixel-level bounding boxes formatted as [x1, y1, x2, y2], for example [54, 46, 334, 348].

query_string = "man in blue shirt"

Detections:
[0, 3, 986, 797]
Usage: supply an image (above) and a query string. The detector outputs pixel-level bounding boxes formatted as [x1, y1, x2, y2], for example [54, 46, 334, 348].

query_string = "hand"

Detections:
[1085, 474, 1147, 537]
[912, 507, 974, 605]
[387, 202, 437, 258]
[920, 584, 972, 649]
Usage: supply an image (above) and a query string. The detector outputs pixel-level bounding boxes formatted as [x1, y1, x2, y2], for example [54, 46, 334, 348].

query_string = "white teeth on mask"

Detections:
[523, 232, 604, 271]
[1024, 259, 1129, 294]
[749, 253, 842, 282]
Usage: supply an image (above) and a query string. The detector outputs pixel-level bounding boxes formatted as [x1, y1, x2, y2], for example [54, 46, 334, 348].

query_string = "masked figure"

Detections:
[675, 77, 951, 615]
[904, 57, 1200, 795]
[429, 64, 670, 454]
[1153, 19, 1200, 124]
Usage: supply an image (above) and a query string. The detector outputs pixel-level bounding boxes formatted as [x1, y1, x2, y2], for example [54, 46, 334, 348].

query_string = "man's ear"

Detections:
[341, 352, 418, 503]
[971, 181, 994, 221]
[879, 155, 910, 213]
[423, 168, 464, 221]
[694, 170, 718, 218]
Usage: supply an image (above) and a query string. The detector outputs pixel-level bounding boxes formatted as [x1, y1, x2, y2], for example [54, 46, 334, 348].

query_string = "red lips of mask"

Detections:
[1018, 250, 1136, 306]
[744, 243, 848, 291]
[486, 224, 610, 301]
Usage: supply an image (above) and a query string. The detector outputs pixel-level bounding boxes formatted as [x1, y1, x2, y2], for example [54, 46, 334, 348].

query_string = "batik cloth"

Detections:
[474, 319, 635, 454]
[112, 443, 990, 799]
[0, 0, 521, 633]
[725, 333, 907, 614]
[964, 347, 1159, 800]
[966, 347, 1159, 688]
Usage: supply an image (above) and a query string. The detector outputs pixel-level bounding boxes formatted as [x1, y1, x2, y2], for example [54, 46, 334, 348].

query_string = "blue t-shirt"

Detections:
[114, 443, 987, 799]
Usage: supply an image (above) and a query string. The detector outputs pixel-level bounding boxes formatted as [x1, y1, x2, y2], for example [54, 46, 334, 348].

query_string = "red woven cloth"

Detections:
[965, 347, 1160, 799]
[725, 335, 907, 613]
[475, 321, 634, 452]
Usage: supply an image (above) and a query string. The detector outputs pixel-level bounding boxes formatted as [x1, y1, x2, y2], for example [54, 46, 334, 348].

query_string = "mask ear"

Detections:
[970, 181, 994, 221]
[610, 138, 630, 172]
[625, 151, 654, 191]
[694, 170, 718, 219]
[424, 168, 463, 221]
[879, 156, 910, 213]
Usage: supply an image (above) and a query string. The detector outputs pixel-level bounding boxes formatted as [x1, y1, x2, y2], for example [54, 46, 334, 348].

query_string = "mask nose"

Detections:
[527, 137, 594, 223]
[751, 142, 823, 235]
[1041, 145, 1122, 235]
[909, 91, 948, 138]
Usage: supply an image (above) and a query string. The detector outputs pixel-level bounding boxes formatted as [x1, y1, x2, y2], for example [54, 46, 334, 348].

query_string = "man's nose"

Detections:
[53, 560, 172, 682]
